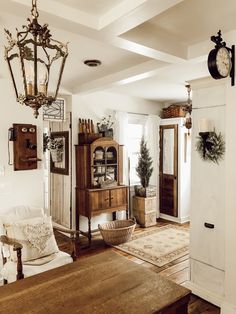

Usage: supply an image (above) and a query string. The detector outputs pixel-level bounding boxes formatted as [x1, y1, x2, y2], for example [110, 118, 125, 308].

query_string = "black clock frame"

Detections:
[208, 30, 235, 86]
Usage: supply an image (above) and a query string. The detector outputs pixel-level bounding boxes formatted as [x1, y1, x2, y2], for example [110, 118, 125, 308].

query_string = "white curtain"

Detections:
[113, 111, 129, 219]
[144, 115, 161, 217]
[113, 111, 129, 185]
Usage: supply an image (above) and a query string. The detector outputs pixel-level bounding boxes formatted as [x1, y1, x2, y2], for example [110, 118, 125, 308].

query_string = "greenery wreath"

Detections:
[196, 131, 225, 164]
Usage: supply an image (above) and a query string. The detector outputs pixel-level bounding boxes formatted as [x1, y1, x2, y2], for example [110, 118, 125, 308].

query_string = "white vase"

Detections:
[51, 149, 63, 163]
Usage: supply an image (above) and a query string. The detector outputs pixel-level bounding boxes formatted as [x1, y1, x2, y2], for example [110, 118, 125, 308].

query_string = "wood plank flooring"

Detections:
[55, 219, 220, 314]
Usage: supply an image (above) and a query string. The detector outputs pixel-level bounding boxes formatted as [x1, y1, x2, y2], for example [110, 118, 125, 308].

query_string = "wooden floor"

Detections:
[55, 219, 220, 314]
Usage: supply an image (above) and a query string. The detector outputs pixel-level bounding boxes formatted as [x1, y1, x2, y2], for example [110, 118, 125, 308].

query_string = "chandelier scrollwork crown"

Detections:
[4, 0, 68, 118]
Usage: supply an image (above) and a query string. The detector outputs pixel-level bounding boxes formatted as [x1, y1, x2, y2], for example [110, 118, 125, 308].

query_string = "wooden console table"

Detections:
[0, 251, 191, 313]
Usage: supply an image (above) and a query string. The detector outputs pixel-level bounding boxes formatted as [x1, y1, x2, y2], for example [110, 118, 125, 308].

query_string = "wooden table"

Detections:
[0, 251, 191, 313]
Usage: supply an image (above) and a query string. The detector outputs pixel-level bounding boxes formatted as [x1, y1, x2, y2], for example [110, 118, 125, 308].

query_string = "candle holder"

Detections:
[198, 131, 214, 157]
[196, 127, 225, 164]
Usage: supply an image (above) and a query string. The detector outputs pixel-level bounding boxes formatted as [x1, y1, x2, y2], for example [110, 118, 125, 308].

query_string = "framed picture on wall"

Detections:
[50, 131, 69, 175]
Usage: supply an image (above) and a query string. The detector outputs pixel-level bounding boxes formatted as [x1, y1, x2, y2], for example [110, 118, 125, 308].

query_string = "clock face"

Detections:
[216, 47, 231, 77]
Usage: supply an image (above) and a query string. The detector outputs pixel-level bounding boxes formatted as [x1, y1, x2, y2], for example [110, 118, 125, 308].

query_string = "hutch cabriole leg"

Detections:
[88, 217, 92, 246]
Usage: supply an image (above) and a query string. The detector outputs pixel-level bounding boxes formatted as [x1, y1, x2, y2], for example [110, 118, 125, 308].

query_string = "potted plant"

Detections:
[45, 136, 64, 163]
[97, 115, 114, 138]
[134, 137, 155, 197]
[133, 137, 156, 227]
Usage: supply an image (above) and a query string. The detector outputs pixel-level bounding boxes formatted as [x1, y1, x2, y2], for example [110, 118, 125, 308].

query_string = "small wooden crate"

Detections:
[133, 196, 157, 227]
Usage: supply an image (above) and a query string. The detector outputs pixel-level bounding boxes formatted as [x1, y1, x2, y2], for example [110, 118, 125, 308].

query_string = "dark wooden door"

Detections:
[159, 124, 178, 217]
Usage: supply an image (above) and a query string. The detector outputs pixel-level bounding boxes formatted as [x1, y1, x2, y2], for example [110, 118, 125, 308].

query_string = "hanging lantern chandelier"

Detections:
[4, 0, 68, 118]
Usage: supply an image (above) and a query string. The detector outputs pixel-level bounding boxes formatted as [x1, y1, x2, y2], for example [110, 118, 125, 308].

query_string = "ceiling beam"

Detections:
[99, 0, 151, 30]
[99, 0, 184, 35]
[72, 57, 209, 96]
[110, 37, 187, 63]
[8, 0, 187, 66]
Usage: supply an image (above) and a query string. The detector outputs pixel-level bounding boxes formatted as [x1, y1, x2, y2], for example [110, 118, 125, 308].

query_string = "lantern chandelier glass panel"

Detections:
[4, 0, 68, 118]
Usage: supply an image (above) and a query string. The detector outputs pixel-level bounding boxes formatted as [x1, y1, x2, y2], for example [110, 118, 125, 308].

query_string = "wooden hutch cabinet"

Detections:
[75, 137, 128, 243]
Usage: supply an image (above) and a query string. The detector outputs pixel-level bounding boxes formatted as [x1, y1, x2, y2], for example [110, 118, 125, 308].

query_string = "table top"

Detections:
[0, 251, 190, 314]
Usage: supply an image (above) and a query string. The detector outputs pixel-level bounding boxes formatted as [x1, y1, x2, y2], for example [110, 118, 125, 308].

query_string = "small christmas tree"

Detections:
[136, 137, 153, 189]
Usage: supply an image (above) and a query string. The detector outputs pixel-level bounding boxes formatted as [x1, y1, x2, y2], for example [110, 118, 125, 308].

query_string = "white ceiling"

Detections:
[2, 0, 236, 103]
[140, 0, 236, 46]
[56, 0, 122, 16]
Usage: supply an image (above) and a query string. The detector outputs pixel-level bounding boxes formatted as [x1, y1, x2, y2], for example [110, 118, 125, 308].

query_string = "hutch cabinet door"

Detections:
[110, 188, 127, 208]
[89, 190, 110, 211]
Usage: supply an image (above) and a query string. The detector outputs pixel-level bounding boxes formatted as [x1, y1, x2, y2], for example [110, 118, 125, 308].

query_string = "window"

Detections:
[127, 114, 146, 185]
[43, 98, 65, 121]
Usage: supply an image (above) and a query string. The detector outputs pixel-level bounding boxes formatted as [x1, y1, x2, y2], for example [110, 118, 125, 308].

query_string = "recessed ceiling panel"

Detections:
[56, 0, 122, 16]
[122, 0, 236, 46]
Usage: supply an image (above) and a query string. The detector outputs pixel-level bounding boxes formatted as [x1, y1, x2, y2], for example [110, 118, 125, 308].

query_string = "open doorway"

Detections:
[159, 118, 191, 223]
[43, 97, 72, 229]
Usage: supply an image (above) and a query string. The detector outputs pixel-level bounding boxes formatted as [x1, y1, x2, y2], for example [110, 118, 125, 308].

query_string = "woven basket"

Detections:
[162, 105, 187, 119]
[98, 219, 136, 245]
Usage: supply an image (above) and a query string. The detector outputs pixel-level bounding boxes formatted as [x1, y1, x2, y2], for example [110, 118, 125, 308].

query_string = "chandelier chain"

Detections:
[185, 84, 191, 106]
[31, 0, 39, 19]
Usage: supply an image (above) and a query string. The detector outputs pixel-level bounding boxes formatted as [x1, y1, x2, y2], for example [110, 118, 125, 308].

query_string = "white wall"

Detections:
[187, 75, 236, 313]
[191, 82, 225, 270]
[72, 91, 162, 231]
[220, 30, 236, 313]
[0, 78, 44, 214]
[188, 79, 226, 306]
[222, 83, 236, 314]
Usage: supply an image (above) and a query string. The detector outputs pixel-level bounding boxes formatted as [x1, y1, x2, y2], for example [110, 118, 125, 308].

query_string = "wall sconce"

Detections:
[198, 118, 214, 157]
[184, 84, 192, 133]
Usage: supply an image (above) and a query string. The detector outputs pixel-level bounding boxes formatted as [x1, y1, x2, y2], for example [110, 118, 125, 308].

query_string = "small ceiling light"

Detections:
[4, 0, 68, 118]
[84, 59, 102, 67]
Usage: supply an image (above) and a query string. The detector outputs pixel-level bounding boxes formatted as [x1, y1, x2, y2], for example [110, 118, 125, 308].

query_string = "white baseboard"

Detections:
[221, 301, 236, 314]
[184, 281, 224, 308]
[159, 214, 190, 224]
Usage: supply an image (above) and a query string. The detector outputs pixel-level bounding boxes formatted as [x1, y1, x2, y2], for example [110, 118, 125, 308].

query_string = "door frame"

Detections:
[159, 124, 178, 217]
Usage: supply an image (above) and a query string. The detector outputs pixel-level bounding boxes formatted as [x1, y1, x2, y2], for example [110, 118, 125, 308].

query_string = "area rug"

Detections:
[114, 225, 189, 267]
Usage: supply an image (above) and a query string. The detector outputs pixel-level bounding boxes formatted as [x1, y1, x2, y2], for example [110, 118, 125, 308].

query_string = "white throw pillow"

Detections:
[4, 216, 59, 262]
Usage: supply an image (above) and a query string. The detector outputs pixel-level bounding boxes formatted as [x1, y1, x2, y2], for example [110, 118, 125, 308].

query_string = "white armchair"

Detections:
[0, 205, 79, 284]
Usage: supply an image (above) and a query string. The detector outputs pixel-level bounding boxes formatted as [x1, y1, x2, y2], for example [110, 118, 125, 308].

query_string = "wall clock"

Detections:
[208, 30, 235, 86]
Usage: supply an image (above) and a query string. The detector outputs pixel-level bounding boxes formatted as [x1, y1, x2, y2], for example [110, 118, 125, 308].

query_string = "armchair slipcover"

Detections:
[0, 205, 78, 284]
